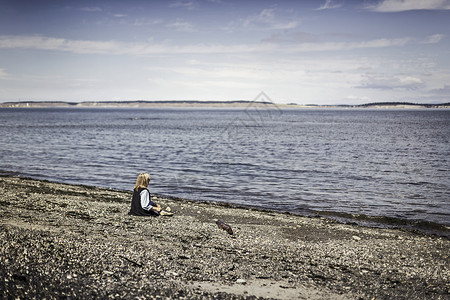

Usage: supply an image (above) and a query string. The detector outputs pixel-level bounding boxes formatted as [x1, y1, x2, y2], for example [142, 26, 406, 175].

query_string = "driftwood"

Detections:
[119, 255, 144, 267]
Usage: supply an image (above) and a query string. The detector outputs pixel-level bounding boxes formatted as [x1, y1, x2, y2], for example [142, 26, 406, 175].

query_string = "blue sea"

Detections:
[1, 107, 449, 236]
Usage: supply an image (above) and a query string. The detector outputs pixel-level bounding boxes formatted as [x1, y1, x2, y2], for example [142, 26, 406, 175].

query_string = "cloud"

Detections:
[0, 35, 122, 54]
[316, 0, 343, 10]
[354, 37, 410, 48]
[0, 35, 413, 56]
[262, 31, 318, 44]
[358, 74, 424, 90]
[240, 8, 299, 30]
[169, 0, 198, 10]
[430, 84, 450, 95]
[154, 64, 270, 81]
[424, 34, 445, 44]
[369, 0, 450, 12]
[130, 18, 163, 27]
[0, 68, 7, 79]
[0, 35, 262, 55]
[282, 37, 410, 52]
[166, 19, 196, 32]
[81, 7, 102, 12]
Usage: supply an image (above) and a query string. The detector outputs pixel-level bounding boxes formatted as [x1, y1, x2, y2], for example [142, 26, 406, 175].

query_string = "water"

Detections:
[1, 107, 449, 236]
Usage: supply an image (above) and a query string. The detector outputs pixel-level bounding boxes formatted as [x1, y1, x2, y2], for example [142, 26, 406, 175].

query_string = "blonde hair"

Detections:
[134, 172, 150, 191]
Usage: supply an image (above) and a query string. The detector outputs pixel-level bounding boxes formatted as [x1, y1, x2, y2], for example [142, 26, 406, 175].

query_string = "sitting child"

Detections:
[128, 172, 172, 216]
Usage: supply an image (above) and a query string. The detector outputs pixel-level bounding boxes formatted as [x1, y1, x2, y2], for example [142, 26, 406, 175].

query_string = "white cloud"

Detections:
[156, 65, 275, 82]
[0, 35, 122, 54]
[81, 7, 102, 12]
[369, 0, 450, 12]
[430, 84, 450, 95]
[424, 34, 445, 44]
[0, 35, 415, 56]
[146, 56, 379, 101]
[169, 0, 198, 10]
[284, 37, 410, 52]
[355, 37, 411, 48]
[316, 0, 343, 10]
[262, 31, 318, 44]
[240, 8, 299, 30]
[358, 74, 424, 90]
[166, 19, 196, 32]
[131, 18, 163, 27]
[0, 34, 270, 55]
[0, 68, 7, 79]
[0, 51, 439, 103]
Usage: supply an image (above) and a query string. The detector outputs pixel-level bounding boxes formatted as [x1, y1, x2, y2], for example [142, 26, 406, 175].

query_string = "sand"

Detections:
[1, 175, 449, 299]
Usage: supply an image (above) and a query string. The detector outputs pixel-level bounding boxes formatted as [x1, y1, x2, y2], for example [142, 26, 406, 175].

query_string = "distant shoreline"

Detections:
[1, 100, 449, 109]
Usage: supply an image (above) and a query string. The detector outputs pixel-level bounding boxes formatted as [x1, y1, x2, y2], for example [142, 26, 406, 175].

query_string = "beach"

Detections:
[1, 175, 449, 299]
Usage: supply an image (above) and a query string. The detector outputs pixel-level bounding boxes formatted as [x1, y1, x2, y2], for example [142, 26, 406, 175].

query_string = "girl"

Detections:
[128, 172, 171, 216]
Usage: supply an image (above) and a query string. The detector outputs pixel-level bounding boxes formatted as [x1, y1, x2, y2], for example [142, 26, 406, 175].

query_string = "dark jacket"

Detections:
[128, 187, 159, 216]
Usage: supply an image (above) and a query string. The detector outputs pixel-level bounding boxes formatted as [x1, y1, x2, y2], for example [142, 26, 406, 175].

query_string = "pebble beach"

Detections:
[1, 175, 449, 299]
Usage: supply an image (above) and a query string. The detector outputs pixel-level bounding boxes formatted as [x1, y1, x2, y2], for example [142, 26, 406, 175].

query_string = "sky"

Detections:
[0, 0, 449, 105]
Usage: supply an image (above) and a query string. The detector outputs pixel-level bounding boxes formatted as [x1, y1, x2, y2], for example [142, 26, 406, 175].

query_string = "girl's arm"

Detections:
[151, 204, 162, 212]
[140, 190, 160, 211]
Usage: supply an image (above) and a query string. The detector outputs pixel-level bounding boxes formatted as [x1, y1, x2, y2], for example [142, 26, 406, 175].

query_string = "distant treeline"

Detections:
[356, 102, 450, 108]
[80, 100, 274, 105]
[105, 100, 270, 104]
[1, 100, 449, 108]
[301, 101, 450, 108]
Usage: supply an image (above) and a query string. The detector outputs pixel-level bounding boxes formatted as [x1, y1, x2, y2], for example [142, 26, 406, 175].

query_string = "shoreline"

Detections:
[1, 100, 449, 109]
[159, 195, 450, 240]
[1, 175, 449, 299]
[2, 172, 449, 240]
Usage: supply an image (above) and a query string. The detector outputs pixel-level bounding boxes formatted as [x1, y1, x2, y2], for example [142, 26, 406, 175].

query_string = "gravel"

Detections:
[1, 175, 449, 299]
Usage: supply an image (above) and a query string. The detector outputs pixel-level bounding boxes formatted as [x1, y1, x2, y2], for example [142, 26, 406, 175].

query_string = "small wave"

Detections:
[122, 117, 164, 120]
[312, 210, 450, 239]
[397, 181, 433, 186]
[0, 169, 20, 176]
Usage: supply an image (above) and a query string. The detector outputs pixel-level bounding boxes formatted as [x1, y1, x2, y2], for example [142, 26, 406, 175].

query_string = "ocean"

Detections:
[1, 107, 449, 236]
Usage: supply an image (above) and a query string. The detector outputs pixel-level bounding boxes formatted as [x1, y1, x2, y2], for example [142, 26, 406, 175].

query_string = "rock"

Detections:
[352, 235, 361, 241]
[216, 220, 233, 235]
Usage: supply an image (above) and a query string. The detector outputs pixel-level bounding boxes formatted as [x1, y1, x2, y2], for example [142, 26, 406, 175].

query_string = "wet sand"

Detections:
[1, 175, 449, 299]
